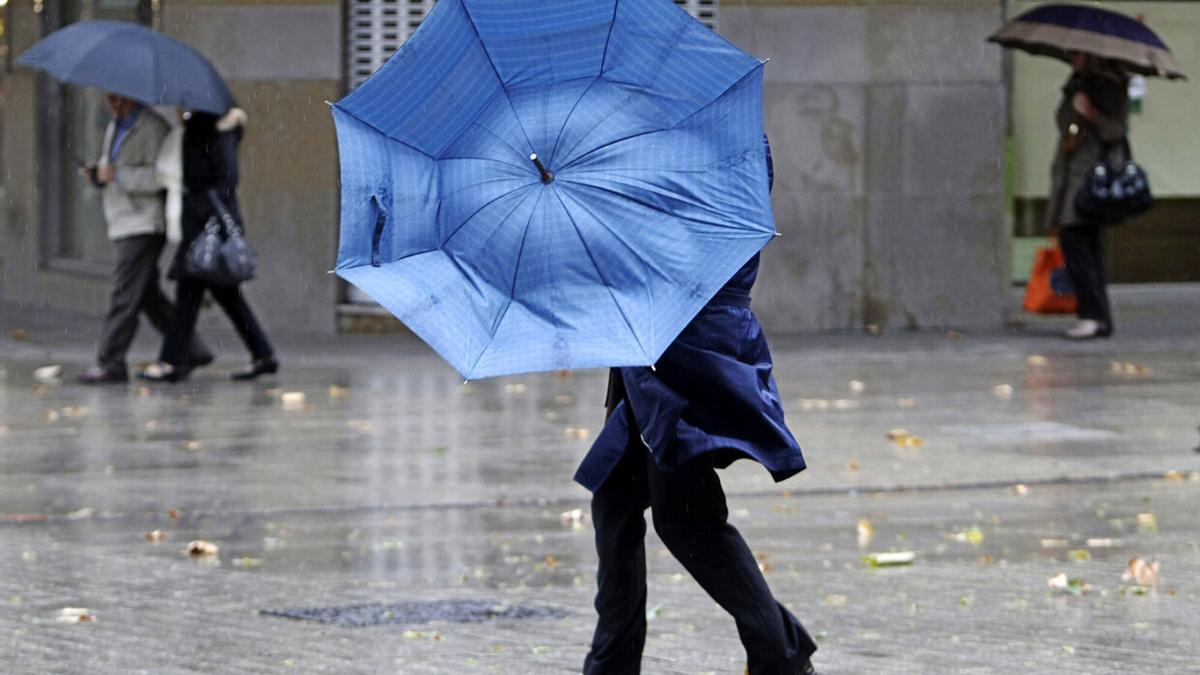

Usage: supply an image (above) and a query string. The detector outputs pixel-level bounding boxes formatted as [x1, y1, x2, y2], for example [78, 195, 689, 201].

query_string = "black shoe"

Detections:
[230, 357, 278, 381]
[191, 352, 216, 369]
[77, 366, 128, 385]
[137, 362, 190, 383]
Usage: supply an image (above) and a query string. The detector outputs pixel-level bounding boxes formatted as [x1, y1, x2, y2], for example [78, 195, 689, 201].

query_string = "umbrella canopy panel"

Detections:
[990, 3, 1185, 80]
[334, 0, 775, 380]
[17, 20, 235, 114]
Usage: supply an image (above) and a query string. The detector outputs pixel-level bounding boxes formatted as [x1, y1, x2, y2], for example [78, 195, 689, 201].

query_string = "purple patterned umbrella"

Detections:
[989, 3, 1185, 80]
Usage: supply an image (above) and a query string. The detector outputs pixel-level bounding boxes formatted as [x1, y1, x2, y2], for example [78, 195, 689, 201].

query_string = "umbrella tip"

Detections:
[323, 100, 334, 107]
[775, 231, 782, 237]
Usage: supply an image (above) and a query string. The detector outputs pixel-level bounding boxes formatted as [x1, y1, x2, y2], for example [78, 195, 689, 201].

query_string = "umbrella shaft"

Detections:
[530, 153, 554, 184]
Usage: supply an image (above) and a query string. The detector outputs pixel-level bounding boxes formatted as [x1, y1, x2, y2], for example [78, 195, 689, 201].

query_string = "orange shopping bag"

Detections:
[1023, 242, 1077, 314]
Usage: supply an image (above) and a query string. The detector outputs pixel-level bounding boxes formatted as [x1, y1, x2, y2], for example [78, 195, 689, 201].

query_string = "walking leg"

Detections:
[1059, 226, 1111, 329]
[647, 455, 816, 674]
[207, 284, 275, 361]
[96, 236, 162, 375]
[584, 432, 652, 675]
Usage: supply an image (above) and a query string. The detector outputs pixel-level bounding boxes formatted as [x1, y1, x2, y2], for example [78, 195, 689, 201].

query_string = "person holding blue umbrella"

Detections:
[331, 1, 818, 671]
[577, 139, 817, 675]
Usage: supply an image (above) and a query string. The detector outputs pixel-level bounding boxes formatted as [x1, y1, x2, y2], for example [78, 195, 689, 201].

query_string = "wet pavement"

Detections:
[2, 302, 1199, 673]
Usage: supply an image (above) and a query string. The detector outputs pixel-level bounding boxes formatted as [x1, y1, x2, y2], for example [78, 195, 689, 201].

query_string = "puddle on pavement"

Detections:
[260, 599, 568, 627]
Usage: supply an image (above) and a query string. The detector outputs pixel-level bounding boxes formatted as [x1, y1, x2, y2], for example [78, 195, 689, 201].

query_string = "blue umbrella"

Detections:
[989, 4, 1185, 80]
[17, 20, 235, 114]
[333, 0, 775, 380]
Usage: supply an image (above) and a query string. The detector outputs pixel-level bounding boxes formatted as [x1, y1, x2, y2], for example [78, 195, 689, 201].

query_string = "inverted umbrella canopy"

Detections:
[17, 20, 235, 114]
[333, 0, 775, 380]
[989, 3, 1186, 80]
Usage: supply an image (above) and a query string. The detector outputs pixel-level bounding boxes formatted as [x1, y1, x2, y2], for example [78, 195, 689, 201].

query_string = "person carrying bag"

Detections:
[140, 108, 279, 383]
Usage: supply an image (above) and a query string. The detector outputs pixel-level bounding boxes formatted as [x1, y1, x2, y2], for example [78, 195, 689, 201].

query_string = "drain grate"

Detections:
[260, 599, 568, 628]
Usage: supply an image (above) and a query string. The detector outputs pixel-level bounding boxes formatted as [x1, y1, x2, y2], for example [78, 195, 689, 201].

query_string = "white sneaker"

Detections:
[1066, 320, 1102, 339]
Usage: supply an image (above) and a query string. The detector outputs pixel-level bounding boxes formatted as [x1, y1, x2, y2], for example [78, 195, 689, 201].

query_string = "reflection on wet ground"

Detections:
[1, 329, 1198, 672]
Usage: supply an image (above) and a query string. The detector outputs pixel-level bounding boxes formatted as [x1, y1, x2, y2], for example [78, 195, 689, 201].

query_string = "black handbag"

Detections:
[1073, 138, 1153, 225]
[183, 190, 257, 286]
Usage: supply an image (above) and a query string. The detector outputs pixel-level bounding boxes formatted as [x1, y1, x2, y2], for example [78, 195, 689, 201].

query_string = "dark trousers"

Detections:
[584, 408, 816, 674]
[159, 277, 274, 368]
[1059, 225, 1113, 328]
[97, 235, 211, 374]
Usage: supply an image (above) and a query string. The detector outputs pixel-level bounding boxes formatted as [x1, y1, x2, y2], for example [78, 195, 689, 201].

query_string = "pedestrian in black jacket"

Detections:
[140, 108, 278, 382]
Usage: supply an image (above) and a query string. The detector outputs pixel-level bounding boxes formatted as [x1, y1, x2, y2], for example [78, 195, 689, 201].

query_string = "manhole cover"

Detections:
[260, 600, 568, 627]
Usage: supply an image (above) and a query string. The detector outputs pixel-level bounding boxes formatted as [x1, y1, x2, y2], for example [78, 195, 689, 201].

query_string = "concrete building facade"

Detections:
[2, 0, 1012, 338]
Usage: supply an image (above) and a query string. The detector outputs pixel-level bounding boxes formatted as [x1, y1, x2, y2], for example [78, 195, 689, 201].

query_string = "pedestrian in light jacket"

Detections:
[1046, 53, 1130, 340]
[77, 93, 212, 385]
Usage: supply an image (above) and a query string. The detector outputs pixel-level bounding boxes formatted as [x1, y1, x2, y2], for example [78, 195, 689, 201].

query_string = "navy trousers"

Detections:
[1059, 224, 1113, 329]
[584, 399, 816, 674]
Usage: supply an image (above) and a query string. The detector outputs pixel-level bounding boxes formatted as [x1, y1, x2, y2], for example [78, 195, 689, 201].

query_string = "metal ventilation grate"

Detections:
[345, 0, 720, 90]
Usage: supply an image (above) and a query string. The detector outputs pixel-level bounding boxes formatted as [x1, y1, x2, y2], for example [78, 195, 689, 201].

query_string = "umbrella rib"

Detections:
[457, 0, 537, 156]
[441, 182, 539, 248]
[545, 75, 603, 167]
[560, 176, 755, 234]
[549, 188, 649, 362]
[464, 189, 545, 377]
[333, 105, 440, 161]
[559, 63, 763, 173]
[544, 0, 619, 164]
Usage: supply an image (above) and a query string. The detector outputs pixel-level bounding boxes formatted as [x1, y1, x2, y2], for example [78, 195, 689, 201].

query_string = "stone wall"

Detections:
[722, 0, 1009, 332]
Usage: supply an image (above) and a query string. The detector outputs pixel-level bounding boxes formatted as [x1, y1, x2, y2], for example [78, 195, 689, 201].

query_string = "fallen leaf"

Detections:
[1109, 361, 1124, 374]
[799, 398, 830, 410]
[863, 551, 915, 567]
[1012, 484, 1030, 496]
[950, 527, 985, 545]
[280, 392, 307, 411]
[846, 459, 860, 472]
[1086, 538, 1120, 548]
[1047, 572, 1091, 596]
[264, 388, 283, 398]
[886, 428, 911, 441]
[554, 370, 573, 379]
[42, 410, 60, 424]
[232, 557, 264, 568]
[856, 518, 874, 549]
[145, 530, 166, 544]
[1163, 470, 1186, 482]
[849, 380, 866, 393]
[559, 508, 587, 531]
[61, 406, 90, 419]
[1041, 538, 1069, 549]
[1136, 513, 1158, 534]
[348, 419, 374, 433]
[645, 605, 663, 621]
[504, 383, 527, 395]
[866, 324, 881, 336]
[10, 328, 30, 341]
[553, 394, 573, 406]
[897, 398, 919, 409]
[543, 555, 559, 570]
[1122, 557, 1160, 588]
[181, 440, 203, 452]
[832, 399, 859, 410]
[1068, 548, 1091, 562]
[1026, 355, 1049, 366]
[55, 608, 95, 624]
[65, 507, 95, 520]
[33, 365, 63, 383]
[563, 427, 590, 440]
[825, 594, 847, 607]
[328, 385, 350, 399]
[992, 384, 1014, 400]
[167, 508, 181, 520]
[186, 540, 219, 559]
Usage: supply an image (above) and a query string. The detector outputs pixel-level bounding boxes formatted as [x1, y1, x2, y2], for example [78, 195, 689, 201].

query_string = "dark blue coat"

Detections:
[574, 139, 807, 491]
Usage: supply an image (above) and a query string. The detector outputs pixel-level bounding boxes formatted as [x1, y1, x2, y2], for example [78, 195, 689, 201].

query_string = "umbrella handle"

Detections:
[530, 154, 554, 184]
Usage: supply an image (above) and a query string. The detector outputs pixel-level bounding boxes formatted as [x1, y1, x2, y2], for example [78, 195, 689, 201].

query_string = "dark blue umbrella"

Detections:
[17, 20, 235, 114]
[989, 4, 1185, 80]
[332, 0, 775, 380]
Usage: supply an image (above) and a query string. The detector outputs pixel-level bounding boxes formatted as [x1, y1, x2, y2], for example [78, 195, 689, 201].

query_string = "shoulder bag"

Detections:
[183, 190, 258, 286]
[1074, 138, 1153, 225]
